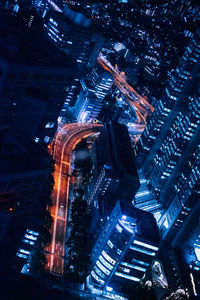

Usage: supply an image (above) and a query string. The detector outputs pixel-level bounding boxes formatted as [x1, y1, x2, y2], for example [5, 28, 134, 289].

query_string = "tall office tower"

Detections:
[44, 9, 105, 69]
[0, 15, 77, 144]
[135, 30, 200, 203]
[134, 173, 163, 218]
[87, 122, 140, 240]
[158, 144, 200, 246]
[90, 65, 114, 100]
[88, 201, 159, 296]
[73, 89, 103, 123]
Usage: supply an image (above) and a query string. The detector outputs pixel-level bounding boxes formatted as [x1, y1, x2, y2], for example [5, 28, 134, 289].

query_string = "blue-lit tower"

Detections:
[134, 30, 200, 295]
[44, 10, 104, 68]
[135, 30, 200, 203]
[136, 29, 200, 176]
[87, 201, 160, 296]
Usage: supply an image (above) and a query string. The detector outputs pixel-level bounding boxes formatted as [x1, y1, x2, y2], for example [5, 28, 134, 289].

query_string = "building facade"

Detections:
[88, 201, 160, 295]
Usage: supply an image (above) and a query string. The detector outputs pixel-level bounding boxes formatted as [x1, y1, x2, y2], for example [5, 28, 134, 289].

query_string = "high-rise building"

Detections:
[87, 121, 140, 208]
[73, 88, 103, 123]
[86, 121, 140, 243]
[44, 10, 105, 68]
[134, 173, 163, 218]
[0, 15, 77, 144]
[88, 201, 160, 296]
[136, 30, 200, 203]
[134, 31, 200, 296]
[157, 143, 200, 248]
[90, 65, 114, 100]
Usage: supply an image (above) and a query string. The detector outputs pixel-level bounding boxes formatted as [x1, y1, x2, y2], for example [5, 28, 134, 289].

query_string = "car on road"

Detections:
[60, 203, 64, 208]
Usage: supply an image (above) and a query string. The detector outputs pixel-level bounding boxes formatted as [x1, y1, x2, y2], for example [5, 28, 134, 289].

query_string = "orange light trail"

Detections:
[98, 53, 154, 142]
[45, 123, 102, 275]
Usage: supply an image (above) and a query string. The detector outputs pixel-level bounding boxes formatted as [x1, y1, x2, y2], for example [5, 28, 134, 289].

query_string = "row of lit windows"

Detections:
[115, 272, 140, 282]
[121, 261, 146, 272]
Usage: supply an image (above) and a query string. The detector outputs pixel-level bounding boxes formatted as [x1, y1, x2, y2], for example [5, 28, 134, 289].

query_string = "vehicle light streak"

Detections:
[45, 123, 102, 275]
[98, 53, 154, 142]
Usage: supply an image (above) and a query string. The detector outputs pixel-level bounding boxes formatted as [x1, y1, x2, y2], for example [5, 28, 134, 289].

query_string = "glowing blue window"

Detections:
[106, 286, 113, 292]
[130, 245, 156, 256]
[121, 262, 146, 272]
[45, 122, 55, 128]
[116, 248, 122, 255]
[102, 250, 116, 265]
[116, 224, 122, 233]
[119, 220, 133, 233]
[115, 272, 140, 282]
[25, 234, 37, 241]
[16, 253, 27, 259]
[91, 270, 105, 285]
[99, 255, 113, 270]
[96, 260, 110, 276]
[133, 240, 159, 251]
[44, 136, 50, 143]
[23, 239, 34, 246]
[94, 265, 106, 279]
[19, 249, 30, 255]
[195, 248, 200, 261]
[27, 229, 39, 236]
[107, 240, 114, 249]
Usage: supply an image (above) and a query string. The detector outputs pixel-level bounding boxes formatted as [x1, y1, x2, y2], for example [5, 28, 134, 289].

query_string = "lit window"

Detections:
[116, 224, 122, 233]
[96, 260, 110, 276]
[91, 270, 105, 285]
[115, 272, 140, 282]
[121, 261, 146, 272]
[106, 286, 113, 292]
[45, 122, 55, 128]
[44, 136, 50, 143]
[107, 240, 114, 249]
[116, 249, 122, 255]
[94, 265, 106, 279]
[99, 255, 113, 271]
[23, 239, 34, 246]
[163, 219, 169, 229]
[35, 137, 39, 143]
[19, 249, 30, 255]
[16, 253, 27, 259]
[27, 229, 39, 236]
[130, 245, 156, 256]
[133, 240, 159, 251]
[102, 250, 116, 265]
[25, 234, 37, 241]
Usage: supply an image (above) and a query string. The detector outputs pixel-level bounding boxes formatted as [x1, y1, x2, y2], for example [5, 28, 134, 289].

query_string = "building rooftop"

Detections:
[96, 121, 139, 179]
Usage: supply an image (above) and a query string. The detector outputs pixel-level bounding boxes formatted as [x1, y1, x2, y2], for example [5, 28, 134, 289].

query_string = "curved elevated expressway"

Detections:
[45, 123, 102, 275]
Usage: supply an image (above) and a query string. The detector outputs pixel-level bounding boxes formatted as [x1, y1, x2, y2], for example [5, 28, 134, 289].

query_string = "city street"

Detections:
[45, 123, 102, 275]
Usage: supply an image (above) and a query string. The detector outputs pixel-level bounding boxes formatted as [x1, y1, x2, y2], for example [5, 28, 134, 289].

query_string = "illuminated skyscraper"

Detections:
[88, 201, 159, 296]
[44, 10, 104, 68]
[158, 144, 200, 246]
[134, 173, 163, 218]
[90, 66, 114, 100]
[73, 89, 102, 123]
[136, 30, 200, 203]
[134, 31, 200, 295]
[87, 121, 140, 210]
